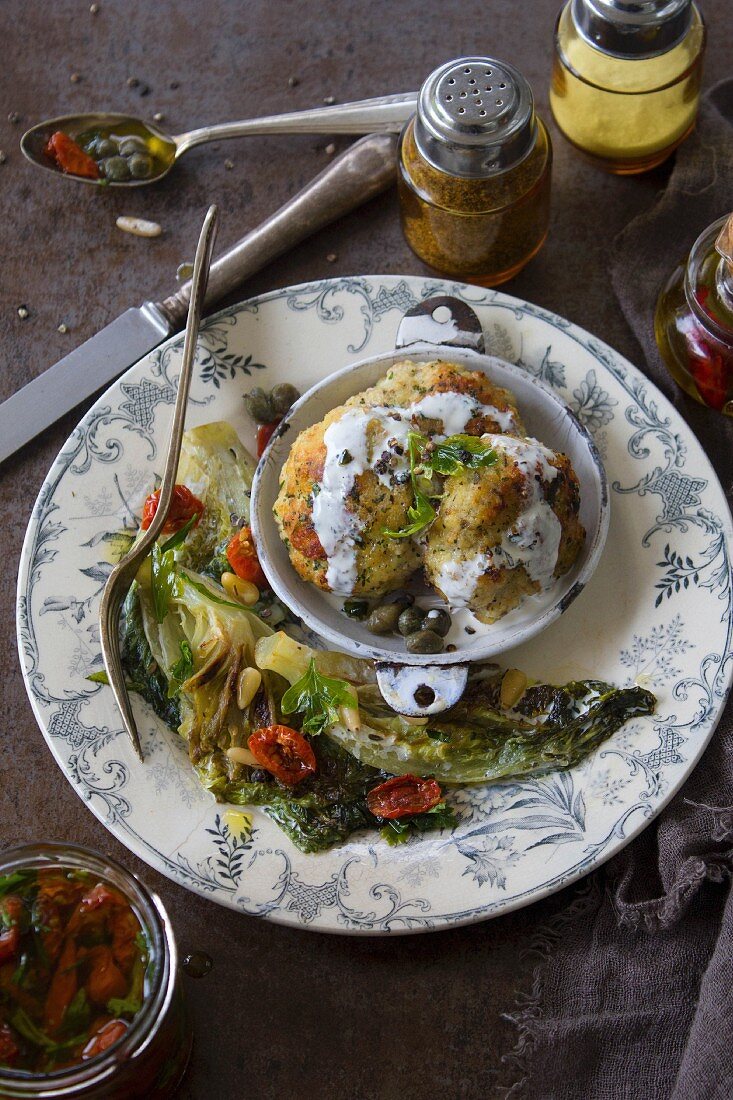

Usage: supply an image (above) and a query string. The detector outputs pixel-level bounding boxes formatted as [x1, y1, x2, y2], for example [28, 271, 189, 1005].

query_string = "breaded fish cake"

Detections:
[273, 403, 420, 596]
[424, 434, 585, 623]
[345, 358, 526, 438]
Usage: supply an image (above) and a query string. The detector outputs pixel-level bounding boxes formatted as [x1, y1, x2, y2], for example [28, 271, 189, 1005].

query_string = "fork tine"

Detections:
[98, 205, 219, 761]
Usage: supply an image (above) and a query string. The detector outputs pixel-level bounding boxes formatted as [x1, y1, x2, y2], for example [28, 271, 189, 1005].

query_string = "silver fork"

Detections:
[99, 205, 219, 761]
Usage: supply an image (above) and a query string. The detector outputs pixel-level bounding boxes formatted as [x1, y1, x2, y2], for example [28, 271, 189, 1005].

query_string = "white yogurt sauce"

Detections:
[311, 390, 521, 594]
[436, 434, 563, 608]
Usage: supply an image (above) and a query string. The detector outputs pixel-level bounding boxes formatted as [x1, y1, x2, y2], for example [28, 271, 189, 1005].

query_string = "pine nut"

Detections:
[227, 745, 259, 767]
[338, 704, 361, 733]
[116, 216, 162, 238]
[237, 667, 262, 710]
[221, 572, 259, 605]
[500, 668, 528, 709]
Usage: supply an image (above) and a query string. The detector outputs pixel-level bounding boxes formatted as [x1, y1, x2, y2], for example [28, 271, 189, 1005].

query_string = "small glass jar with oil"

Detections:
[398, 57, 552, 287]
[655, 214, 733, 413]
[550, 0, 706, 174]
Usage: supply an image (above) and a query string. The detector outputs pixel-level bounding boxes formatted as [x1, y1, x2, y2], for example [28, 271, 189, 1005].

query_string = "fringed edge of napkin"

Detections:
[496, 875, 604, 1099]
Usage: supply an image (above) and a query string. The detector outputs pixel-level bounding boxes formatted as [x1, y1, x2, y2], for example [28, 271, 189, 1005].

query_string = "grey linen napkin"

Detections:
[502, 81, 733, 1100]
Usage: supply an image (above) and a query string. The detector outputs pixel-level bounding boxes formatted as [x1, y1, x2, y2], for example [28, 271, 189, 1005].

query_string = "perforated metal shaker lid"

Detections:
[413, 57, 537, 179]
[570, 0, 694, 58]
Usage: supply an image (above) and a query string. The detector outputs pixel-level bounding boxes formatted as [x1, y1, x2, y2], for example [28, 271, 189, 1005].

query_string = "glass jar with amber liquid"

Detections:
[0, 844, 192, 1100]
[550, 0, 705, 174]
[655, 214, 733, 413]
[398, 57, 552, 287]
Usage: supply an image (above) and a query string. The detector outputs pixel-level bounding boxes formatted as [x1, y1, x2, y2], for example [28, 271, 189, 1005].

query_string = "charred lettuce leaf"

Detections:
[326, 674, 656, 785]
[195, 736, 391, 853]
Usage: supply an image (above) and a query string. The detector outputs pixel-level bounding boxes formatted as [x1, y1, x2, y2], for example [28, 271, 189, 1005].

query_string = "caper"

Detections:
[397, 606, 425, 636]
[244, 386, 275, 424]
[95, 137, 119, 158]
[405, 629, 444, 654]
[343, 598, 369, 620]
[366, 604, 402, 635]
[269, 382, 300, 416]
[422, 608, 451, 637]
[119, 136, 148, 156]
[128, 152, 154, 179]
[103, 155, 131, 181]
[388, 592, 414, 611]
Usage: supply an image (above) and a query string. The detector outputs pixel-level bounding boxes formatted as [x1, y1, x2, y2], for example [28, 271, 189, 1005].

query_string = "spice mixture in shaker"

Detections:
[398, 57, 552, 286]
[550, 0, 705, 173]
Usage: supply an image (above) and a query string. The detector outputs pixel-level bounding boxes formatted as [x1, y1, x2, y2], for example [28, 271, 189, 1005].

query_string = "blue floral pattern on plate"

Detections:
[16, 277, 733, 934]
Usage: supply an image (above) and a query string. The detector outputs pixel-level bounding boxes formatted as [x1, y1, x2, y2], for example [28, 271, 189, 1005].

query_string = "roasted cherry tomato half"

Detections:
[226, 526, 268, 587]
[82, 1018, 128, 1060]
[257, 419, 281, 458]
[141, 484, 204, 534]
[366, 774, 442, 819]
[44, 131, 100, 180]
[247, 724, 317, 786]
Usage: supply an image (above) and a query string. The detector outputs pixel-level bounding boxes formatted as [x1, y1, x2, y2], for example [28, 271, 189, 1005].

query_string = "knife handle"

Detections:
[155, 133, 398, 329]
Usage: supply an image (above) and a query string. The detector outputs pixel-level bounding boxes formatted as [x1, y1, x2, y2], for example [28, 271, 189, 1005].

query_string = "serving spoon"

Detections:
[20, 92, 416, 187]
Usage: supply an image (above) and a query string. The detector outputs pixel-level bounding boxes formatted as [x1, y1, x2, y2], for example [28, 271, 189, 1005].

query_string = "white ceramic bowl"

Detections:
[251, 296, 609, 713]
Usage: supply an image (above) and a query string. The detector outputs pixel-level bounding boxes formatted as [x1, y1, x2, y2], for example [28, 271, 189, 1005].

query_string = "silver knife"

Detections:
[0, 133, 397, 465]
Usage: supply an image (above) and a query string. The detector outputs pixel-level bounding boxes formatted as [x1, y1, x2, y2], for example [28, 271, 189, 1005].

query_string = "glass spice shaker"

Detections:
[550, 0, 706, 174]
[398, 57, 552, 287]
[655, 213, 733, 413]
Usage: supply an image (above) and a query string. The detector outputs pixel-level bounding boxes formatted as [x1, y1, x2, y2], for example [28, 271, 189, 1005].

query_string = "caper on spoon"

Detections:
[20, 93, 416, 187]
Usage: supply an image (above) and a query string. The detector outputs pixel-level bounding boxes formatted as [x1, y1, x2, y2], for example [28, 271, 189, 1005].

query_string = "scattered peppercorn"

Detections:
[153, 112, 164, 122]
[0, 151, 6, 165]
[288, 75, 300, 87]
[126, 76, 139, 88]
[326, 252, 338, 263]
[8, 112, 19, 124]
[325, 142, 336, 156]
[224, 158, 234, 170]
[170, 81, 180, 90]
[89, 2, 99, 11]
[70, 73, 81, 84]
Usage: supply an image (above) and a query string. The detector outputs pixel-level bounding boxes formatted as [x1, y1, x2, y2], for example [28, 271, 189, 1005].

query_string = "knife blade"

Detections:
[0, 133, 397, 465]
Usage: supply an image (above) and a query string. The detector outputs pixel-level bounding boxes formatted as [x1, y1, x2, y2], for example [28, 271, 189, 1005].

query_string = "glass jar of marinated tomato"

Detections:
[655, 213, 733, 413]
[0, 844, 191, 1100]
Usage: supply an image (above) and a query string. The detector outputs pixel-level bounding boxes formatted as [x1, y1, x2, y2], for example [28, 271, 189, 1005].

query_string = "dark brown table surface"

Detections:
[2, 2, 731, 1097]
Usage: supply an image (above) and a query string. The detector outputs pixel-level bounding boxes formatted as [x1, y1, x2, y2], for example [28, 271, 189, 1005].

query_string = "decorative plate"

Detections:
[17, 276, 733, 935]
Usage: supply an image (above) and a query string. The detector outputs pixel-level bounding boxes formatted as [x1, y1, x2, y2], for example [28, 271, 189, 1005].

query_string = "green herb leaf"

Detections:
[107, 953, 146, 1020]
[86, 670, 110, 685]
[63, 988, 90, 1033]
[380, 802, 458, 846]
[385, 432, 438, 539]
[424, 434, 497, 476]
[0, 872, 27, 898]
[10, 1008, 86, 1053]
[151, 543, 178, 624]
[383, 488, 436, 539]
[168, 640, 194, 698]
[160, 511, 198, 554]
[281, 658, 358, 737]
[179, 571, 247, 612]
[384, 431, 496, 539]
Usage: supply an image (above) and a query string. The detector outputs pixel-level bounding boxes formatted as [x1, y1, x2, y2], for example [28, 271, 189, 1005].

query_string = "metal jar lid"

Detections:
[413, 57, 538, 179]
[570, 0, 694, 59]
